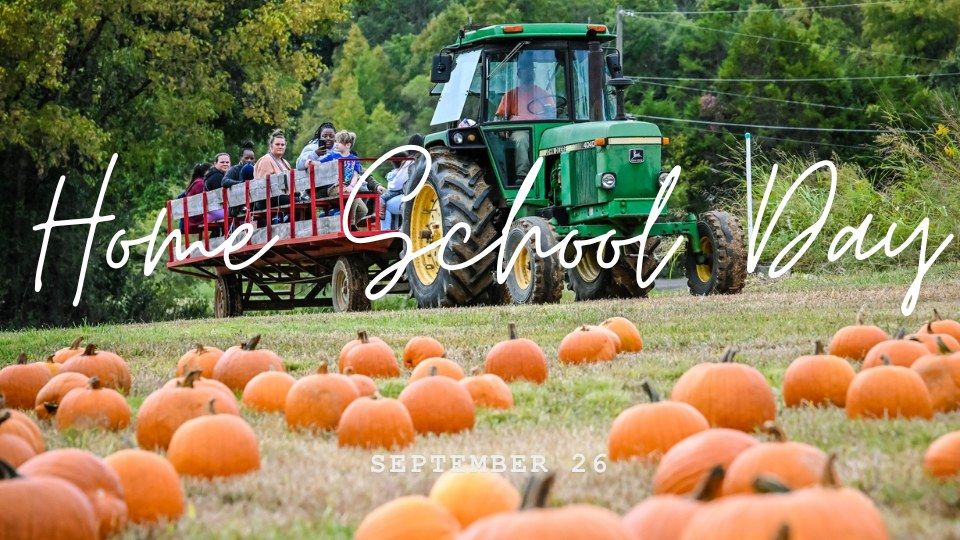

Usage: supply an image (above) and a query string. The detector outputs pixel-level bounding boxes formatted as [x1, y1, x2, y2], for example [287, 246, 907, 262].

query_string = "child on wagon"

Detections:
[318, 130, 369, 226]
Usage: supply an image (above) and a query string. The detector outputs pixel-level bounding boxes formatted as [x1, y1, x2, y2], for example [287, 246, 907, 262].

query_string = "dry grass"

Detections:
[3, 263, 960, 538]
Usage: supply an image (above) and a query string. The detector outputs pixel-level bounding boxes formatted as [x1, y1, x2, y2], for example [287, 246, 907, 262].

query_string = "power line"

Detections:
[628, 13, 940, 62]
[635, 80, 864, 111]
[669, 123, 873, 149]
[619, 1, 900, 16]
[634, 114, 927, 134]
[629, 72, 960, 83]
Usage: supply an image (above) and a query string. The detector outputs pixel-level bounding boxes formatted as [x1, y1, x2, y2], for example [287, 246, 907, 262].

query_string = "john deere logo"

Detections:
[629, 148, 645, 163]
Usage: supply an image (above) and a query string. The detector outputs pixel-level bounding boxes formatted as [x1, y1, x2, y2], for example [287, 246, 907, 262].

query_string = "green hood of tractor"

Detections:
[539, 120, 662, 149]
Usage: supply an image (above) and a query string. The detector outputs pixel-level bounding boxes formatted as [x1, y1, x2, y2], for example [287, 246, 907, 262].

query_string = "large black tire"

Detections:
[402, 148, 503, 308]
[685, 210, 747, 295]
[214, 274, 243, 318]
[332, 256, 371, 312]
[504, 217, 564, 304]
[567, 238, 660, 300]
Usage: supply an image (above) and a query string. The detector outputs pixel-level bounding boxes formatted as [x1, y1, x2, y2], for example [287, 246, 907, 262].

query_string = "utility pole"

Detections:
[616, 6, 624, 59]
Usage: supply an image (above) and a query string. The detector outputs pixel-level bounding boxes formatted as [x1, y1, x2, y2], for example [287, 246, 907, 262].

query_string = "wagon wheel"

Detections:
[332, 256, 371, 312]
[214, 274, 243, 318]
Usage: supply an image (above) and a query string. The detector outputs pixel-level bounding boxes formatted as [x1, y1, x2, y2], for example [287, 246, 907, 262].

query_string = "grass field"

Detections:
[3, 263, 960, 539]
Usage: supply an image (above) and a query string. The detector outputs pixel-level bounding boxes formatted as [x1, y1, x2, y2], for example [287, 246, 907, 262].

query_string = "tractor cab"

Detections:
[403, 23, 747, 309]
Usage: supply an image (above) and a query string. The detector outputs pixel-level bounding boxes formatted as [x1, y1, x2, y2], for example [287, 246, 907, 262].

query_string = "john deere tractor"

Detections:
[402, 23, 746, 307]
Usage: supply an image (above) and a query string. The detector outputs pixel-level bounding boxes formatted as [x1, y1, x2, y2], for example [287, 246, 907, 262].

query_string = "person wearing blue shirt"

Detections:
[319, 130, 370, 227]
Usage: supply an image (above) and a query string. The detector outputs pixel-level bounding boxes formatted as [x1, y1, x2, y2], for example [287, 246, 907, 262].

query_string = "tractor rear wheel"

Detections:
[567, 239, 660, 300]
[332, 256, 371, 312]
[685, 210, 747, 295]
[402, 148, 502, 308]
[504, 217, 564, 304]
[214, 274, 243, 318]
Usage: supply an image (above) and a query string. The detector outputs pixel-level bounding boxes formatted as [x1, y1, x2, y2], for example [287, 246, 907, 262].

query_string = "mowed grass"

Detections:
[2, 263, 960, 539]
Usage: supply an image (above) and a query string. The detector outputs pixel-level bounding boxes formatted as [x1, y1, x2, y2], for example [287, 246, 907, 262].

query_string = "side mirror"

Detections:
[605, 52, 623, 80]
[431, 54, 454, 83]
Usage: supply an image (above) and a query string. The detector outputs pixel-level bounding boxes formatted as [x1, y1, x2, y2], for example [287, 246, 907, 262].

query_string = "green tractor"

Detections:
[402, 23, 746, 307]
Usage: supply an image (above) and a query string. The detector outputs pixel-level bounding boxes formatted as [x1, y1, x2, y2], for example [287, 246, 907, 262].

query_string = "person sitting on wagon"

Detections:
[296, 122, 337, 171]
[381, 133, 424, 226]
[179, 162, 211, 233]
[253, 129, 292, 180]
[222, 141, 257, 188]
[204, 152, 231, 191]
[317, 130, 373, 227]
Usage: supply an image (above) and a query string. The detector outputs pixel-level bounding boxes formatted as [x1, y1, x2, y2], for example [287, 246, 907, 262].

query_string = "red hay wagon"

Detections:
[165, 158, 409, 317]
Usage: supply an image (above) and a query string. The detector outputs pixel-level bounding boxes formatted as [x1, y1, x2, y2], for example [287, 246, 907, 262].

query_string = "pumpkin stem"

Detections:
[933, 309, 943, 321]
[692, 465, 725, 502]
[520, 472, 556, 509]
[720, 347, 739, 363]
[925, 320, 934, 334]
[82, 344, 98, 356]
[89, 376, 102, 390]
[357, 331, 369, 344]
[195, 343, 206, 354]
[429, 366, 439, 377]
[243, 335, 261, 351]
[182, 370, 202, 388]
[0, 459, 19, 480]
[774, 523, 791, 540]
[343, 366, 354, 375]
[43, 402, 58, 415]
[45, 355, 54, 363]
[471, 366, 482, 376]
[856, 306, 866, 326]
[935, 336, 952, 355]
[761, 421, 787, 442]
[0, 411, 9, 426]
[894, 327, 906, 340]
[821, 453, 841, 488]
[317, 362, 329, 375]
[880, 354, 892, 366]
[206, 398, 217, 415]
[814, 340, 824, 355]
[640, 380, 661, 403]
[370, 392, 381, 401]
[508, 323, 517, 340]
[69, 336, 85, 350]
[580, 324, 589, 331]
[753, 475, 791, 494]
[16, 353, 27, 365]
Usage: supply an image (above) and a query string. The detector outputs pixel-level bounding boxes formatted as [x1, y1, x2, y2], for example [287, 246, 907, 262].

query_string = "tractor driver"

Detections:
[495, 55, 556, 181]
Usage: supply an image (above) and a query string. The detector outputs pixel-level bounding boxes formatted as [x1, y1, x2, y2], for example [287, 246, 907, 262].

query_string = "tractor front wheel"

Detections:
[504, 217, 564, 304]
[567, 239, 660, 300]
[685, 210, 747, 295]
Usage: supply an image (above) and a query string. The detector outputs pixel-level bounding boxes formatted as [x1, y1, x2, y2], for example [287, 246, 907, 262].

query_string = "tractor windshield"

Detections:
[486, 48, 567, 122]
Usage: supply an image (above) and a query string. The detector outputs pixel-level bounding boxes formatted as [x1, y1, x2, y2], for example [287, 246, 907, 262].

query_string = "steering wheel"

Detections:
[527, 95, 567, 117]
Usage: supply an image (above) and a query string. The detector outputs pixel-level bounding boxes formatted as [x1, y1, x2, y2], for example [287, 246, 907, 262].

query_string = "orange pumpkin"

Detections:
[721, 422, 828, 495]
[338, 331, 389, 371]
[343, 367, 378, 397]
[337, 394, 415, 450]
[52, 336, 87, 364]
[430, 470, 521, 528]
[828, 308, 890, 361]
[0, 353, 52, 409]
[608, 380, 709, 462]
[601, 316, 643, 352]
[917, 309, 960, 342]
[908, 326, 960, 354]
[175, 343, 223, 379]
[56, 376, 131, 432]
[166, 400, 260, 478]
[923, 430, 960, 479]
[0, 460, 99, 540]
[103, 449, 185, 525]
[410, 357, 465, 381]
[911, 353, 959, 412]
[846, 360, 933, 420]
[285, 363, 360, 432]
[783, 340, 856, 407]
[19, 448, 128, 538]
[622, 465, 724, 540]
[0, 396, 44, 453]
[459, 473, 634, 539]
[242, 370, 296, 413]
[403, 336, 445, 369]
[0, 413, 37, 466]
[355, 495, 461, 540]
[137, 370, 239, 451]
[34, 372, 89, 420]
[558, 325, 618, 364]
[460, 368, 514, 410]
[213, 335, 284, 392]
[37, 356, 62, 376]
[161, 374, 239, 411]
[484, 323, 548, 383]
[60, 345, 131, 394]
[399, 366, 475, 435]
[670, 348, 776, 432]
[652, 428, 758, 495]
[861, 332, 929, 369]
[587, 324, 623, 352]
[341, 331, 400, 378]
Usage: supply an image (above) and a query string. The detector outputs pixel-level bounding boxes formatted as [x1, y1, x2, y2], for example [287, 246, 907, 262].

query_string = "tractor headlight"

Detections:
[600, 173, 617, 190]
[452, 132, 465, 145]
[657, 171, 670, 186]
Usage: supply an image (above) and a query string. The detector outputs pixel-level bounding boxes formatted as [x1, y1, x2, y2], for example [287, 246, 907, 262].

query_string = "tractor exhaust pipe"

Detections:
[587, 41, 605, 122]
